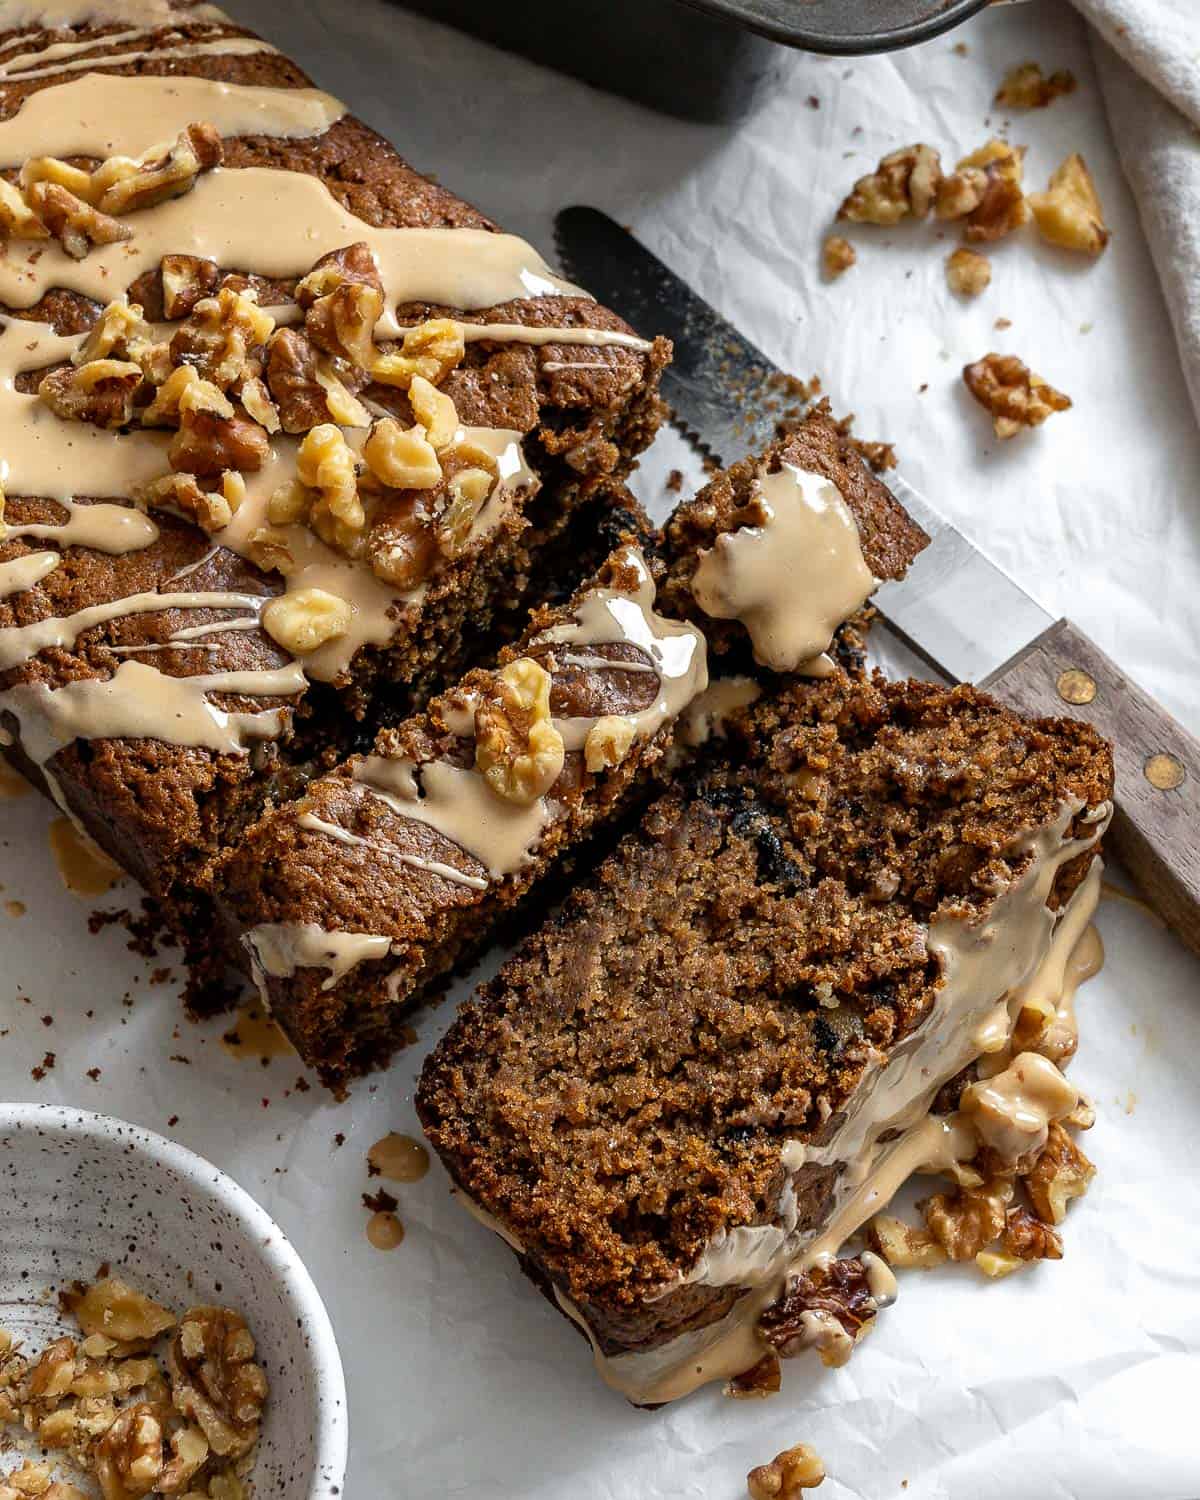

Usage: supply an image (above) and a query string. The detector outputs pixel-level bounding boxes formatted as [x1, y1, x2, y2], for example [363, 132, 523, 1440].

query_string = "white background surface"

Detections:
[2, 2, 1199, 1496]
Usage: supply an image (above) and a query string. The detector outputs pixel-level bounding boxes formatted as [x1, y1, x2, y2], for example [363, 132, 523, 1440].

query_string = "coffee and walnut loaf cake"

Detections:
[417, 675, 1114, 1404]
[0, 2, 668, 913]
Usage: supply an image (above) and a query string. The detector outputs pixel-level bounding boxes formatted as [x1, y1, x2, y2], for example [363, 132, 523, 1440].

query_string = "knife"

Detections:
[555, 205, 1200, 957]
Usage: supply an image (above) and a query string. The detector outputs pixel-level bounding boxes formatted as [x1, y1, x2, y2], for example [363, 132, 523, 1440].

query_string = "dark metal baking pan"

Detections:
[398, 0, 988, 122]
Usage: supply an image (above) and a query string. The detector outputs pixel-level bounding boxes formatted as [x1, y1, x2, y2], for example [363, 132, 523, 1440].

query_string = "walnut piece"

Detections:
[371, 317, 465, 390]
[367, 491, 438, 589]
[92, 123, 222, 217]
[265, 328, 334, 434]
[1001, 1204, 1064, 1261]
[584, 714, 637, 774]
[362, 417, 443, 491]
[757, 1257, 878, 1369]
[295, 241, 383, 305]
[66, 1280, 176, 1350]
[1027, 153, 1110, 256]
[169, 286, 275, 389]
[724, 1352, 782, 1400]
[954, 140, 1030, 243]
[245, 526, 295, 577]
[436, 467, 494, 560]
[142, 365, 232, 427]
[475, 657, 565, 806]
[137, 472, 242, 534]
[38, 360, 142, 428]
[935, 166, 988, 222]
[747, 1444, 825, 1499]
[262, 587, 353, 656]
[94, 1402, 164, 1499]
[408, 375, 460, 449]
[25, 181, 132, 260]
[945, 247, 991, 298]
[239, 375, 280, 434]
[837, 144, 942, 224]
[821, 235, 856, 279]
[0, 176, 50, 238]
[963, 352, 1072, 438]
[305, 280, 384, 369]
[297, 423, 364, 542]
[74, 299, 153, 367]
[995, 62, 1077, 109]
[168, 1307, 267, 1461]
[866, 1213, 948, 1269]
[160, 254, 221, 320]
[1025, 1121, 1095, 1225]
[921, 1177, 1013, 1261]
[170, 409, 270, 477]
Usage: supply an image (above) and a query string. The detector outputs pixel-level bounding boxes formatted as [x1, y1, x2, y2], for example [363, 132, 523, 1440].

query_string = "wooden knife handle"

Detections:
[982, 618, 1200, 957]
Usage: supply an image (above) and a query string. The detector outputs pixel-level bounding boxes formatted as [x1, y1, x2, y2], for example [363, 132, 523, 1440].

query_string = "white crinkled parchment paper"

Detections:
[2, 1, 1199, 1495]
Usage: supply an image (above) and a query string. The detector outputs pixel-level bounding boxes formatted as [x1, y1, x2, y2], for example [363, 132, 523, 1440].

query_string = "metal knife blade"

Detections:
[553, 204, 1051, 684]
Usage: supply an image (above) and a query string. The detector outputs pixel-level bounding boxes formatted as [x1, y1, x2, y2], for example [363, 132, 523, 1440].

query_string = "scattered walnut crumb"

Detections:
[994, 317, 1012, 330]
[362, 1188, 399, 1216]
[31, 1051, 55, 1081]
[837, 143, 942, 225]
[995, 62, 1077, 109]
[1028, 153, 1110, 256]
[963, 352, 1072, 438]
[665, 469, 684, 494]
[946, 247, 991, 297]
[821, 235, 856, 279]
[747, 1444, 825, 1499]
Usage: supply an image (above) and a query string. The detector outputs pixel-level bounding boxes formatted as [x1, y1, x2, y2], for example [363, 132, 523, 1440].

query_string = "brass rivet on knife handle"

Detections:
[1145, 753, 1186, 792]
[982, 617, 1200, 959]
[1056, 668, 1096, 706]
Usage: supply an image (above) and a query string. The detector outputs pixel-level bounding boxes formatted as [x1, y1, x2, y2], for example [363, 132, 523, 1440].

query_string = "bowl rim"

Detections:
[0, 1102, 349, 1500]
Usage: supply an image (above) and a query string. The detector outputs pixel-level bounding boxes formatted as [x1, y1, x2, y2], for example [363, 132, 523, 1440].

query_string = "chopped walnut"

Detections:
[372, 317, 465, 390]
[935, 166, 988, 221]
[746, 1444, 825, 1499]
[169, 286, 275, 390]
[963, 352, 1072, 438]
[137, 473, 238, 534]
[367, 491, 438, 589]
[821, 235, 856, 279]
[66, 1280, 176, 1351]
[170, 410, 270, 478]
[244, 526, 295, 576]
[1001, 1204, 1064, 1261]
[168, 1308, 267, 1460]
[238, 375, 280, 434]
[921, 1177, 1013, 1260]
[945, 247, 991, 297]
[974, 1249, 1027, 1279]
[295, 241, 383, 305]
[160, 255, 221, 320]
[1024, 1121, 1095, 1225]
[38, 360, 142, 428]
[262, 587, 352, 656]
[995, 62, 1077, 109]
[19, 154, 95, 201]
[475, 657, 565, 806]
[91, 123, 222, 217]
[0, 176, 49, 239]
[436, 467, 494, 560]
[265, 328, 335, 434]
[305, 280, 384, 369]
[758, 1257, 878, 1368]
[362, 417, 443, 491]
[94, 1401, 165, 1499]
[312, 359, 370, 429]
[1, 1463, 73, 1499]
[142, 366, 233, 427]
[954, 140, 1030, 243]
[837, 144, 942, 225]
[408, 375, 460, 449]
[867, 1213, 948, 1269]
[25, 182, 132, 260]
[584, 714, 637, 774]
[157, 1424, 210, 1494]
[1027, 153, 1110, 256]
[73, 299, 151, 366]
[297, 423, 365, 553]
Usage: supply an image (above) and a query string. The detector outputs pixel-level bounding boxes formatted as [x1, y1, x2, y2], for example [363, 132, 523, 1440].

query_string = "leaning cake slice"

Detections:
[417, 674, 1113, 1403]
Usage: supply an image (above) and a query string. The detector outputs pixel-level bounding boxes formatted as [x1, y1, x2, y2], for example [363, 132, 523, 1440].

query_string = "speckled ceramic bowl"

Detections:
[0, 1105, 347, 1499]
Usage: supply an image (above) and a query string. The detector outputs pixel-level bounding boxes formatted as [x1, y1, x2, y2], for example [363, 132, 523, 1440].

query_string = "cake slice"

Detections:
[204, 413, 929, 1089]
[416, 675, 1114, 1404]
[0, 5, 668, 906]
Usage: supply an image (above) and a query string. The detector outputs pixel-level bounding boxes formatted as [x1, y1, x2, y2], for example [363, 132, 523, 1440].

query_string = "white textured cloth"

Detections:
[1072, 0, 1200, 423]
